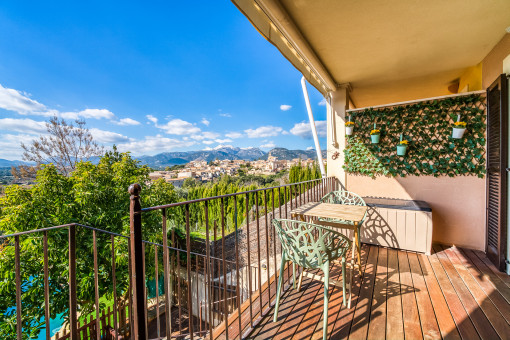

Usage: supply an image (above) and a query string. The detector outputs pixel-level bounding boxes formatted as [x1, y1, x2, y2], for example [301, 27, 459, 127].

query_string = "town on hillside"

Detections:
[149, 156, 326, 186]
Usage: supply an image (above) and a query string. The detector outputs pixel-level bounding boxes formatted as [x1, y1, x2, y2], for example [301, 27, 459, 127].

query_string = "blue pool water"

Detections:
[35, 313, 65, 340]
[5, 307, 65, 339]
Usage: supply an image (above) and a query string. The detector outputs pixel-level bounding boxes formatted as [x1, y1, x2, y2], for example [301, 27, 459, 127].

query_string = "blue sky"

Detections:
[0, 1, 327, 160]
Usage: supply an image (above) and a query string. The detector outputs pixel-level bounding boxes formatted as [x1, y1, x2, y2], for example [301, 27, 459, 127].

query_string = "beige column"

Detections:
[327, 86, 349, 188]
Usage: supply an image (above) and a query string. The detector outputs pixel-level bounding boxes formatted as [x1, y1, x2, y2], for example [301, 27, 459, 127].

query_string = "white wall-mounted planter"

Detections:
[371, 134, 380, 144]
[452, 127, 466, 139]
[346, 126, 353, 136]
[397, 145, 407, 156]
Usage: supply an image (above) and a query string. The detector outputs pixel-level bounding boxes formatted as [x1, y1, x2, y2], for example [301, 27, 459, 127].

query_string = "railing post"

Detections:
[68, 225, 78, 340]
[128, 183, 147, 339]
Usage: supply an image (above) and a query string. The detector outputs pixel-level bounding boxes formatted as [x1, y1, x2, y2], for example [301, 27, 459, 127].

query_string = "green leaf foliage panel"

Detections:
[343, 93, 486, 178]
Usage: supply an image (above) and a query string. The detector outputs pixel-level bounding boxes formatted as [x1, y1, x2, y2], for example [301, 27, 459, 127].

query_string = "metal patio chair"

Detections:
[320, 190, 367, 277]
[272, 218, 351, 340]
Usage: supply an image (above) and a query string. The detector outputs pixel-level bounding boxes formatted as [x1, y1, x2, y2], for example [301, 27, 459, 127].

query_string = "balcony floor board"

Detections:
[225, 244, 510, 340]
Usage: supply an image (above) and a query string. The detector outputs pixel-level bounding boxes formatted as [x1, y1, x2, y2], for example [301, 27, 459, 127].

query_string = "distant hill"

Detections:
[137, 146, 326, 169]
[0, 159, 29, 167]
[265, 147, 326, 161]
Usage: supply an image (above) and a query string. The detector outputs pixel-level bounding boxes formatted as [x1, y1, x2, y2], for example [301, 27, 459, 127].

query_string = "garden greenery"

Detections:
[0, 150, 321, 339]
[343, 93, 486, 178]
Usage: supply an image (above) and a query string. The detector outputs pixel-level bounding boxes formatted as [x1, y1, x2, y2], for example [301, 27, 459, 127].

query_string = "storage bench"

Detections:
[361, 197, 433, 255]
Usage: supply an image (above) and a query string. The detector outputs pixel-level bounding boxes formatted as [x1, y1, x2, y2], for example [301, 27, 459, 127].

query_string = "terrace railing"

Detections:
[0, 176, 339, 340]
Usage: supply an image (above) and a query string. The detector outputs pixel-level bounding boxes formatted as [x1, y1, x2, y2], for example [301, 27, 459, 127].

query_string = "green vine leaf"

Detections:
[344, 93, 486, 178]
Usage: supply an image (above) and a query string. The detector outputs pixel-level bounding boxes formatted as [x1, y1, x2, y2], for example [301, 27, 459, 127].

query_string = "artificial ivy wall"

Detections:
[343, 93, 486, 178]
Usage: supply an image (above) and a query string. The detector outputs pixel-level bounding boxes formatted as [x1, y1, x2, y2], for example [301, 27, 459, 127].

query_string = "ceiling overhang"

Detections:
[232, 0, 510, 106]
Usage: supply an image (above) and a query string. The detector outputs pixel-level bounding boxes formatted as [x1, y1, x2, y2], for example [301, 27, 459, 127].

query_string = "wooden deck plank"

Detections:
[397, 250, 423, 339]
[433, 244, 499, 340]
[215, 262, 292, 339]
[442, 246, 510, 340]
[367, 247, 387, 339]
[408, 252, 441, 339]
[472, 249, 510, 289]
[462, 248, 510, 303]
[428, 246, 480, 339]
[385, 248, 404, 340]
[417, 253, 461, 340]
[313, 248, 359, 339]
[250, 278, 307, 339]
[346, 245, 379, 339]
[329, 244, 370, 340]
[296, 262, 345, 339]
[242, 244, 510, 340]
[274, 273, 324, 339]
[453, 247, 510, 323]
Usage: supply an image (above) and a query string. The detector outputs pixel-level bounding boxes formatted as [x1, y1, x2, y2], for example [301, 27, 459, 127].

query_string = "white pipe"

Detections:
[301, 76, 326, 178]
[327, 92, 336, 146]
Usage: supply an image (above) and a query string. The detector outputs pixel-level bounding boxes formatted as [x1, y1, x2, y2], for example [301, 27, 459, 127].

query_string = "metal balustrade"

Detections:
[0, 176, 339, 340]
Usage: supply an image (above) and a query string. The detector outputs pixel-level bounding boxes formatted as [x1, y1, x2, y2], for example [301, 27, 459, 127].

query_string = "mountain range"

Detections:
[0, 159, 29, 168]
[0, 146, 326, 170]
[137, 146, 326, 169]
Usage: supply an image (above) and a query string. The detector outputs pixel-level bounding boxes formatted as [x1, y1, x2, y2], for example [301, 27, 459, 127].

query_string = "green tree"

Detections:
[0, 150, 177, 339]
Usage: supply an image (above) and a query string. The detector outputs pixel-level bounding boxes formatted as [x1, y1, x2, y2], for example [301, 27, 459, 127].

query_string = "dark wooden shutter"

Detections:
[486, 74, 508, 272]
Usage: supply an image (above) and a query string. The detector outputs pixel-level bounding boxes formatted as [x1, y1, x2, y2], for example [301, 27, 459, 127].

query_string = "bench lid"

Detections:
[363, 197, 432, 212]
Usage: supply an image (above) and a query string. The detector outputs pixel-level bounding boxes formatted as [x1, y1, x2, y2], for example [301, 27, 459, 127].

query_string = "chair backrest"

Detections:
[273, 219, 351, 270]
[321, 190, 366, 206]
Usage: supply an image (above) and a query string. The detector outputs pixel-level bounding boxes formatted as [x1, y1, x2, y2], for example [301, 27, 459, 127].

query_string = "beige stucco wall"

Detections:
[326, 34, 510, 251]
[346, 175, 485, 250]
[327, 94, 487, 250]
[326, 87, 348, 187]
[482, 34, 510, 89]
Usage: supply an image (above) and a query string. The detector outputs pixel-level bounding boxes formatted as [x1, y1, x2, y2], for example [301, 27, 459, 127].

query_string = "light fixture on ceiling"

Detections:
[506, 26, 510, 33]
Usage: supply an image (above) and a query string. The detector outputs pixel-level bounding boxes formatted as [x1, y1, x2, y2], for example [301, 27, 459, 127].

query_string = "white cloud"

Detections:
[214, 145, 235, 150]
[201, 118, 210, 126]
[244, 125, 283, 138]
[0, 134, 38, 160]
[113, 118, 141, 126]
[219, 113, 231, 117]
[0, 84, 47, 114]
[0, 84, 116, 121]
[117, 135, 197, 155]
[225, 131, 243, 139]
[90, 128, 130, 143]
[318, 98, 327, 106]
[61, 108, 115, 120]
[190, 131, 220, 140]
[215, 138, 233, 144]
[280, 104, 292, 111]
[282, 130, 289, 135]
[307, 146, 314, 150]
[203, 140, 215, 145]
[0, 118, 47, 134]
[146, 115, 158, 124]
[260, 141, 276, 149]
[290, 121, 327, 139]
[203, 146, 213, 151]
[156, 118, 200, 135]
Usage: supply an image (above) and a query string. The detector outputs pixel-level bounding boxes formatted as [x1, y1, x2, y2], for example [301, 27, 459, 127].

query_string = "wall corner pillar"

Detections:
[327, 85, 349, 189]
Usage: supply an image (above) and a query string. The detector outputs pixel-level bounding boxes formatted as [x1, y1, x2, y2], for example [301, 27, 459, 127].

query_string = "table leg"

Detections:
[354, 228, 362, 276]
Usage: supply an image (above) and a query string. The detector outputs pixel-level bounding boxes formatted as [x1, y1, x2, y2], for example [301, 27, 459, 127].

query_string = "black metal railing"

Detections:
[0, 176, 338, 340]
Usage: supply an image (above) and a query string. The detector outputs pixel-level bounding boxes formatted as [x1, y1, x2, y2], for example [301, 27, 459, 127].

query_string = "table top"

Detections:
[290, 201, 367, 224]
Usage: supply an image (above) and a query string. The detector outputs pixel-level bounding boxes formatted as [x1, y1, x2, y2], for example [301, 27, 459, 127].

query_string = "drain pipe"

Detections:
[301, 76, 326, 178]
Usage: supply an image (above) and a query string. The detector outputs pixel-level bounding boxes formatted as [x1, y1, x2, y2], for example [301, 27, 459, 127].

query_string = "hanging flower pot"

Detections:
[345, 121, 354, 136]
[397, 140, 408, 156]
[370, 129, 380, 143]
[452, 121, 466, 139]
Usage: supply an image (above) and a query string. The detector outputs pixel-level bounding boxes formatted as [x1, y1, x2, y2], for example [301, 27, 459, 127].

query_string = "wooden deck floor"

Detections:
[246, 244, 510, 340]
